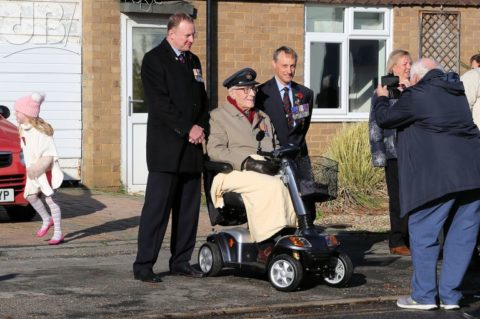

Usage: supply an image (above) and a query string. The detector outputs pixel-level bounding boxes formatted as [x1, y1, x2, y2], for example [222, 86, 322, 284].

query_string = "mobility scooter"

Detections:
[198, 144, 353, 292]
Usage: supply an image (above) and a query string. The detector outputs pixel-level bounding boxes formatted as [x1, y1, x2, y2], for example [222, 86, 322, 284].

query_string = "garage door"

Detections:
[0, 0, 82, 180]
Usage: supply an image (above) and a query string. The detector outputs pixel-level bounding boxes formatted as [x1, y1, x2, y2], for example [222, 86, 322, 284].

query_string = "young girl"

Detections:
[14, 92, 64, 245]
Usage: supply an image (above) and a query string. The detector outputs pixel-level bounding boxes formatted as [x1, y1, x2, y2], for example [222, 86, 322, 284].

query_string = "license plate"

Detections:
[0, 188, 14, 202]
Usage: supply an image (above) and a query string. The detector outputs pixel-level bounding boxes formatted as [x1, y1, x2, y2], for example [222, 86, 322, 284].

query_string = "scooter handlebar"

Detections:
[257, 144, 300, 159]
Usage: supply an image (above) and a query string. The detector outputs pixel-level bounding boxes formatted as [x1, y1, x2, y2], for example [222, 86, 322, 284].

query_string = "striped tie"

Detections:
[282, 87, 293, 128]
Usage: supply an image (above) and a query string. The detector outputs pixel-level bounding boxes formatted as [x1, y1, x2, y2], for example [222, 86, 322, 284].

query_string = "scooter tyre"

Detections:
[268, 254, 303, 292]
[198, 242, 223, 277]
[323, 252, 353, 287]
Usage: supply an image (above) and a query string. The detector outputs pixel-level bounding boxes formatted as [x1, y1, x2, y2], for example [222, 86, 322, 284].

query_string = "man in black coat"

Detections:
[256, 46, 316, 224]
[374, 58, 480, 310]
[133, 12, 209, 283]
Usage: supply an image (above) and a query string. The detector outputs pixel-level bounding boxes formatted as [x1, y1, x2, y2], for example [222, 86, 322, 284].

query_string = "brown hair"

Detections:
[167, 12, 194, 31]
[470, 54, 480, 65]
[386, 49, 411, 74]
[19, 116, 54, 136]
[273, 46, 298, 63]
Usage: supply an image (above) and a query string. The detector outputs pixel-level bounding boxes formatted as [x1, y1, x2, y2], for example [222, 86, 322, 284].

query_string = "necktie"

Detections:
[282, 87, 293, 128]
[178, 52, 185, 64]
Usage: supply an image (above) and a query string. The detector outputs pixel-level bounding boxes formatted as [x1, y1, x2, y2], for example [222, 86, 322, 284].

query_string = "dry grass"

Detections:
[325, 122, 385, 211]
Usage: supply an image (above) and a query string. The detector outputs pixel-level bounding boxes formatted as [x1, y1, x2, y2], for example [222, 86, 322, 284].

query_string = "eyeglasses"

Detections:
[233, 86, 258, 94]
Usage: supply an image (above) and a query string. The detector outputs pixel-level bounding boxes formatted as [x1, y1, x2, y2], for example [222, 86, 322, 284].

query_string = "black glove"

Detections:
[241, 157, 279, 175]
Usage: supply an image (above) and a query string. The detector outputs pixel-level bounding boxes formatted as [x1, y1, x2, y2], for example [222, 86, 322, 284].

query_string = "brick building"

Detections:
[2, 0, 478, 192]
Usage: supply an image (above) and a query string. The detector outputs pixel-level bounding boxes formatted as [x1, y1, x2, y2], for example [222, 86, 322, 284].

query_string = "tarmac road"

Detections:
[0, 235, 479, 318]
[0, 187, 479, 318]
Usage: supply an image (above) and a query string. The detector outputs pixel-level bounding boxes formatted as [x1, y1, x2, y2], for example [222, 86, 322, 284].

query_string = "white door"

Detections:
[124, 18, 166, 193]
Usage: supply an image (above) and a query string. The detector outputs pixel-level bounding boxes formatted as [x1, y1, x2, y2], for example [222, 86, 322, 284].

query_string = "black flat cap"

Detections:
[223, 67, 259, 89]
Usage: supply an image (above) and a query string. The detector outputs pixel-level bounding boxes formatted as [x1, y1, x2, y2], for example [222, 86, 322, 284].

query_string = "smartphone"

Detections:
[381, 75, 399, 88]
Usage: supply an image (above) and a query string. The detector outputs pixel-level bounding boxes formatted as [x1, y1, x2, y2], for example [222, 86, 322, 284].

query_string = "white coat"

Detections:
[20, 124, 64, 197]
[461, 68, 480, 126]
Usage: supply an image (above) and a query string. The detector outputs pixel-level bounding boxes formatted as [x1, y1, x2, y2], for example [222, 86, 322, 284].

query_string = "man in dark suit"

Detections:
[133, 12, 209, 283]
[256, 46, 315, 224]
[375, 58, 480, 310]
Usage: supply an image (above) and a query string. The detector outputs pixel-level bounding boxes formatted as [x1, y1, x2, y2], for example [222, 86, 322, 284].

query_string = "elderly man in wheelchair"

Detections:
[206, 67, 297, 262]
[201, 68, 353, 291]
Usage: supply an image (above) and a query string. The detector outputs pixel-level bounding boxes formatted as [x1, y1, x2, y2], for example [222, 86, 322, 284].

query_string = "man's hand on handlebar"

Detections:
[241, 156, 280, 176]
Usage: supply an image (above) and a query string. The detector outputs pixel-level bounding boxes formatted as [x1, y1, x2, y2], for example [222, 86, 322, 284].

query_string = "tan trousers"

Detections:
[211, 170, 297, 242]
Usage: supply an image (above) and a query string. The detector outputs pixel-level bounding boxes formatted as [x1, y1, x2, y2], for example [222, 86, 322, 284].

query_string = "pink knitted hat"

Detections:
[14, 92, 45, 118]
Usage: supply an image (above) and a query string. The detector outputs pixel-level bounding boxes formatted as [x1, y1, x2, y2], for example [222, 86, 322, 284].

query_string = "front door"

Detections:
[124, 18, 166, 193]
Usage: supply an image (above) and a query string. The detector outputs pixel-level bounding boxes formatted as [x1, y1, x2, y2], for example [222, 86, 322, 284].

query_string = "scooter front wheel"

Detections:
[268, 254, 303, 292]
[323, 252, 353, 287]
[198, 242, 223, 277]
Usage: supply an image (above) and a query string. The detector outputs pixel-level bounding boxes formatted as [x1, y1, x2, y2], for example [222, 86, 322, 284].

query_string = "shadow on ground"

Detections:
[0, 184, 107, 223]
[65, 216, 139, 242]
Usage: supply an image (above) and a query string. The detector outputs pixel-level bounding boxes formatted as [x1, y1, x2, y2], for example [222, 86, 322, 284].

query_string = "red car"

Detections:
[0, 105, 35, 221]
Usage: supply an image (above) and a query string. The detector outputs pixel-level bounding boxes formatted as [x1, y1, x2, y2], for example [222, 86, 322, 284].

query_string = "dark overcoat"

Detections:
[141, 38, 209, 173]
[374, 69, 480, 216]
[256, 78, 314, 157]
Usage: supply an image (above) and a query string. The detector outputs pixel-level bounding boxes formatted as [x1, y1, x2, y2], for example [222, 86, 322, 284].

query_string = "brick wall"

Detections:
[82, 0, 122, 190]
[214, 2, 305, 107]
[80, 1, 479, 189]
[210, 1, 345, 155]
[393, 6, 480, 75]
[309, 5, 480, 156]
[459, 7, 480, 71]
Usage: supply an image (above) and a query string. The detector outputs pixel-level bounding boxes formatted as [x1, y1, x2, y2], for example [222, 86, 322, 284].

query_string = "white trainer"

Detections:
[396, 296, 438, 310]
[440, 303, 460, 310]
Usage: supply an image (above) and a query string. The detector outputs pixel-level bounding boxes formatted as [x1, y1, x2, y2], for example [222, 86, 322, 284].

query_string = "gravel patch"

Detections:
[316, 211, 391, 233]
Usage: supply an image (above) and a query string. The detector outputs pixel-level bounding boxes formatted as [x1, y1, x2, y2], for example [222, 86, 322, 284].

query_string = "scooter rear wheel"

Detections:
[268, 254, 303, 292]
[323, 252, 353, 287]
[198, 242, 223, 277]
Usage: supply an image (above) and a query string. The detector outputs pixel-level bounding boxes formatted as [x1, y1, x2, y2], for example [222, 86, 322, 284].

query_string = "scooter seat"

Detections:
[222, 192, 244, 208]
[204, 158, 247, 226]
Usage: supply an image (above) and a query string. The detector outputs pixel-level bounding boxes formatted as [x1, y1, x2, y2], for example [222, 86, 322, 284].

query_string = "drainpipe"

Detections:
[206, 0, 217, 110]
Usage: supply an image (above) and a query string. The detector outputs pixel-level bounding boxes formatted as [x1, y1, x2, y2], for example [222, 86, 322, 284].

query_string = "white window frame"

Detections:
[305, 5, 393, 122]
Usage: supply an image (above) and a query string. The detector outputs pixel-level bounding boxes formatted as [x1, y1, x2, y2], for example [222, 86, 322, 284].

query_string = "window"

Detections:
[305, 6, 391, 121]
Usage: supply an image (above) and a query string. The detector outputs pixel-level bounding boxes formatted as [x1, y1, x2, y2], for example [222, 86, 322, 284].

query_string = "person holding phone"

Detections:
[369, 49, 412, 256]
[374, 57, 480, 310]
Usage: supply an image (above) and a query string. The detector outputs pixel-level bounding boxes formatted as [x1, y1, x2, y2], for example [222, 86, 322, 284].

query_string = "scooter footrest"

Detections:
[302, 251, 331, 268]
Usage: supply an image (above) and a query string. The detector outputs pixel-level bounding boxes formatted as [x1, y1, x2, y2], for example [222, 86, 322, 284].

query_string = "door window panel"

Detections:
[131, 27, 165, 113]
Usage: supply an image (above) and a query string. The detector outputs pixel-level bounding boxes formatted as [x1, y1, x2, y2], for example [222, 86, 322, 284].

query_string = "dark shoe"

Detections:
[134, 269, 162, 283]
[390, 246, 411, 256]
[469, 252, 480, 271]
[170, 264, 205, 278]
[257, 246, 273, 264]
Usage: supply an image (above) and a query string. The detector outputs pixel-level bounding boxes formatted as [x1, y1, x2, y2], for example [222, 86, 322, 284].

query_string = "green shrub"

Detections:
[323, 122, 385, 210]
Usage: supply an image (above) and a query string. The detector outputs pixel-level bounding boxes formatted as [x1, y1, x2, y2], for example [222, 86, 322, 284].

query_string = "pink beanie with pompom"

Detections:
[14, 92, 45, 118]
